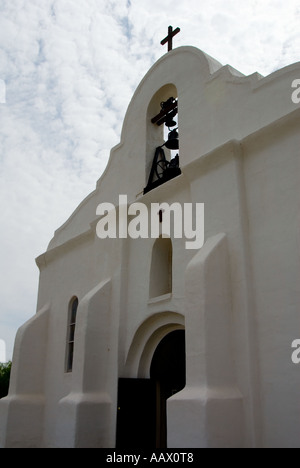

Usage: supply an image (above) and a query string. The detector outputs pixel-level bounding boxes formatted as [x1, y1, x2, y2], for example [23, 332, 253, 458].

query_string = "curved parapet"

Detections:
[44, 46, 299, 253]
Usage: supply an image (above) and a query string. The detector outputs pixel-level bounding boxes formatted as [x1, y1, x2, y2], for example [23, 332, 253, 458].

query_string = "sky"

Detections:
[0, 0, 299, 361]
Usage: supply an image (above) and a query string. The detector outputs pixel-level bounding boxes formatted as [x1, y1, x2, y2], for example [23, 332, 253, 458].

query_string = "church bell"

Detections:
[164, 109, 177, 128]
[164, 128, 179, 150]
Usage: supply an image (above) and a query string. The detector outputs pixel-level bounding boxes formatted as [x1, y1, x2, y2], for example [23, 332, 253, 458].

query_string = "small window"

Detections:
[66, 297, 78, 373]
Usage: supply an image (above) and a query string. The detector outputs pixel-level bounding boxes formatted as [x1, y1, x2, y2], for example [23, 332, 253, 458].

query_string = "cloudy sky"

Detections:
[0, 0, 299, 361]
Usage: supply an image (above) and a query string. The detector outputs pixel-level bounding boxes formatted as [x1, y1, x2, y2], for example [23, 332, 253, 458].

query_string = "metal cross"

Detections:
[161, 25, 180, 52]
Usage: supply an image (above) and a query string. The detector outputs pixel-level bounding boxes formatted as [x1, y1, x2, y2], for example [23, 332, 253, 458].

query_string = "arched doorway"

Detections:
[116, 327, 186, 449]
[150, 330, 186, 448]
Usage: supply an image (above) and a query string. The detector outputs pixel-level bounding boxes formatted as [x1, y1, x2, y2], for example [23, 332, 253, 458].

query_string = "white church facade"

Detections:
[0, 46, 299, 448]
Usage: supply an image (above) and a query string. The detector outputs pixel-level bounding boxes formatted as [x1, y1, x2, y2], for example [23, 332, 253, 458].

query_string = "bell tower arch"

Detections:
[144, 84, 181, 193]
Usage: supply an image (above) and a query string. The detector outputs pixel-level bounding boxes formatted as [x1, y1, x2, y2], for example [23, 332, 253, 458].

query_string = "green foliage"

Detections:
[0, 361, 12, 398]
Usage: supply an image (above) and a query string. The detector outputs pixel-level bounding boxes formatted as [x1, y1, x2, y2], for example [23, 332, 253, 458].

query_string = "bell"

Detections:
[164, 129, 179, 150]
[165, 115, 177, 128]
[165, 108, 178, 128]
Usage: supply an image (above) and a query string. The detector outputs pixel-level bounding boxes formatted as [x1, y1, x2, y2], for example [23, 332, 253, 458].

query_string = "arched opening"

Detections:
[146, 84, 178, 178]
[144, 84, 181, 194]
[116, 328, 186, 448]
[150, 330, 186, 448]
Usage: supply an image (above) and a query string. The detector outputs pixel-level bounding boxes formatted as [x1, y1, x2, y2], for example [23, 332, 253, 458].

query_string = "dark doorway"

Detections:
[116, 378, 156, 448]
[150, 330, 186, 448]
[116, 330, 186, 449]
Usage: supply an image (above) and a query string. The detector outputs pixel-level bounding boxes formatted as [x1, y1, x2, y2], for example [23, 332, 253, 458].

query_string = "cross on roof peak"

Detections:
[161, 25, 180, 52]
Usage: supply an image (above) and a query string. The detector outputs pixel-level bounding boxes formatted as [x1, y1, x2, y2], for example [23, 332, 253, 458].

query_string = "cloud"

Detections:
[0, 0, 299, 359]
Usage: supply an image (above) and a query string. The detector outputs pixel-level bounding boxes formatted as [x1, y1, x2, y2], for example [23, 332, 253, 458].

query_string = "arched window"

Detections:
[65, 297, 78, 373]
[149, 237, 172, 299]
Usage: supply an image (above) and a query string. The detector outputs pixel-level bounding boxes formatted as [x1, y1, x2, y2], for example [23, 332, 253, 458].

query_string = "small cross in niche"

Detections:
[161, 25, 180, 52]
